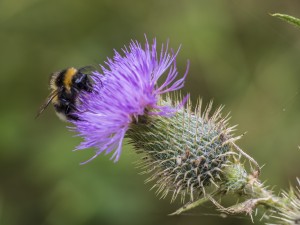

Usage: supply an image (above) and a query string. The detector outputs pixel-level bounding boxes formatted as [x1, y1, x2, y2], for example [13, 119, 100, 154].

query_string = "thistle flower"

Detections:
[68, 37, 300, 224]
[72, 38, 188, 163]
[71, 38, 249, 203]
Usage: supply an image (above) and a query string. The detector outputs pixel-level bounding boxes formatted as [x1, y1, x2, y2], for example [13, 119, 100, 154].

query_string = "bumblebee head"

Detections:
[73, 72, 93, 92]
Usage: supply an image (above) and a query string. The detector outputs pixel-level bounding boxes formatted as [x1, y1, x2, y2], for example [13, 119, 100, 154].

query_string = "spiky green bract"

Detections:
[127, 97, 238, 202]
[272, 13, 300, 29]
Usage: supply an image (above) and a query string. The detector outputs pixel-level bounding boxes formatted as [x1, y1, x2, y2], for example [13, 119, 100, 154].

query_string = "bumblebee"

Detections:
[36, 67, 93, 121]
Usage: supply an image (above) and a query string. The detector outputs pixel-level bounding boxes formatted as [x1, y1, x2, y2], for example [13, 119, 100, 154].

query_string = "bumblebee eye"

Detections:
[76, 82, 84, 89]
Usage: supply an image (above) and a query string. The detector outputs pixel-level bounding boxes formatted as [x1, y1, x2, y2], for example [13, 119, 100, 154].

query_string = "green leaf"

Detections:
[271, 13, 300, 29]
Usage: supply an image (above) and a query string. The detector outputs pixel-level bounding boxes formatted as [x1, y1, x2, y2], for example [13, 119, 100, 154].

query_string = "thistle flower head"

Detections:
[49, 35, 299, 224]
[72, 38, 188, 163]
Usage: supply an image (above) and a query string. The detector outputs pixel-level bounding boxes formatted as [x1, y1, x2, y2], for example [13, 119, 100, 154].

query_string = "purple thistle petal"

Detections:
[72, 37, 189, 163]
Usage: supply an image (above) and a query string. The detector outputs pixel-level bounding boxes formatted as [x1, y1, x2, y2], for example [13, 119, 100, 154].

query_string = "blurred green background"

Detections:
[1, 0, 300, 225]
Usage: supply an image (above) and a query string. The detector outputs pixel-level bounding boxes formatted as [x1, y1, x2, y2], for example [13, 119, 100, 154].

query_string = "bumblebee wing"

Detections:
[78, 65, 95, 73]
[35, 91, 58, 119]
